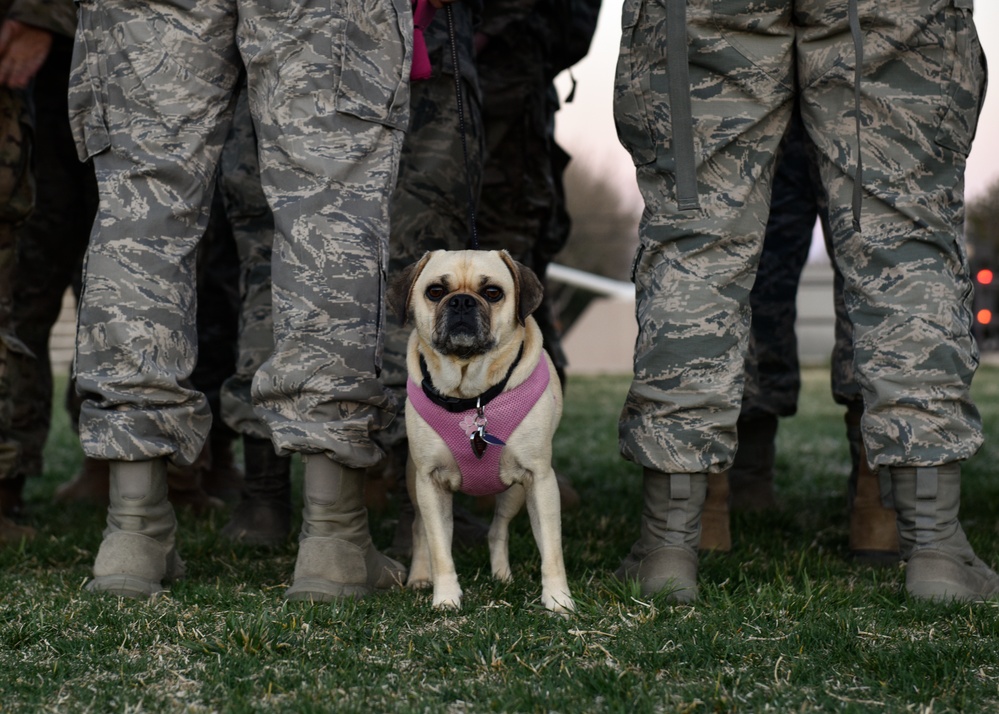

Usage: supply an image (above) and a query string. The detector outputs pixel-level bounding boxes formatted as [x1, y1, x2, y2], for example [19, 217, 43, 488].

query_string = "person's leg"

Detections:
[238, 0, 409, 598]
[10, 36, 98, 497]
[70, 0, 240, 597]
[824, 209, 899, 563]
[802, 0, 996, 600]
[0, 85, 35, 542]
[614, 0, 794, 598]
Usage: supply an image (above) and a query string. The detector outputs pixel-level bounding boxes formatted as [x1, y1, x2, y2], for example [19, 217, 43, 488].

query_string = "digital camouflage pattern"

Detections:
[70, 0, 411, 468]
[0, 85, 35, 478]
[616, 0, 985, 473]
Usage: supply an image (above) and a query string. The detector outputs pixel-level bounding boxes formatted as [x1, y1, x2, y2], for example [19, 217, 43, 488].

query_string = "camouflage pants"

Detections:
[7, 37, 99, 481]
[0, 87, 36, 479]
[616, 0, 985, 473]
[741, 106, 860, 420]
[70, 0, 411, 468]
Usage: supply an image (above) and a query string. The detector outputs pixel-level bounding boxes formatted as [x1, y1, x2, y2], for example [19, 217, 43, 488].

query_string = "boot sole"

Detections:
[87, 574, 164, 600]
[906, 551, 999, 602]
[284, 579, 372, 602]
[907, 580, 980, 602]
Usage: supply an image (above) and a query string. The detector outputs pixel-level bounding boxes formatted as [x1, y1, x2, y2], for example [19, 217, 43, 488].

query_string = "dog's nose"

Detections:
[448, 294, 477, 312]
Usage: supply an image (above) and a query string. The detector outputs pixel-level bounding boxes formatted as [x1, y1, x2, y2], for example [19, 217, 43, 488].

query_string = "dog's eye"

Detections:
[425, 285, 446, 302]
[482, 286, 504, 303]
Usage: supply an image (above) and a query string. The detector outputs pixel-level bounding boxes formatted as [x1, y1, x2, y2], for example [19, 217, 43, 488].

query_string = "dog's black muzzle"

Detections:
[433, 292, 495, 358]
[446, 293, 481, 334]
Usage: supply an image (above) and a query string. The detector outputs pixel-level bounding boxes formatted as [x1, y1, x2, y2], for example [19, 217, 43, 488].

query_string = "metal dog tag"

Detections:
[470, 430, 488, 459]
[479, 428, 505, 447]
[466, 401, 506, 459]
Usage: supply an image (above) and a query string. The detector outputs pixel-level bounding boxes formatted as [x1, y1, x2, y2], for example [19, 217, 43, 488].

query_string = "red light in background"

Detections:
[977, 268, 994, 285]
[978, 309, 993, 325]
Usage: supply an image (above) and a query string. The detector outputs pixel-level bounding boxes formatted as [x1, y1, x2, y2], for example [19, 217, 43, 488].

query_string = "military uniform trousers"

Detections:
[615, 0, 985, 473]
[69, 0, 412, 468]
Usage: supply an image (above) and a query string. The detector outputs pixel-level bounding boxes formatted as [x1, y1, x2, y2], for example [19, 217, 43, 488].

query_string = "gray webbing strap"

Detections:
[848, 0, 864, 233]
[668, 0, 699, 211]
[666, 473, 691, 532]
[914, 467, 939, 545]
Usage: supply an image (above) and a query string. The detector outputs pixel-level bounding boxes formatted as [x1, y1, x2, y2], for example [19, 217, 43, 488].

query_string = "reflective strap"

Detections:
[914, 467, 939, 544]
[667, 473, 691, 532]
[667, 0, 699, 211]
[848, 0, 864, 233]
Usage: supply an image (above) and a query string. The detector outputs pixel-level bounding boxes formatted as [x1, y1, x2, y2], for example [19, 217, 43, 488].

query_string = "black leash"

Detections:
[444, 4, 479, 250]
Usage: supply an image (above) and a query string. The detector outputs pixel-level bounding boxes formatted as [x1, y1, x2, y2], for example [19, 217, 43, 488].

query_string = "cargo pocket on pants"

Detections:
[68, 0, 110, 161]
[934, 3, 987, 157]
[614, 0, 656, 168]
[334, 0, 411, 130]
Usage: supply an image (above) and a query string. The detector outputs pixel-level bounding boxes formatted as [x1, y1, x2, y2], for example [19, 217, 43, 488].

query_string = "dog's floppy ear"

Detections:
[388, 252, 433, 325]
[498, 250, 544, 326]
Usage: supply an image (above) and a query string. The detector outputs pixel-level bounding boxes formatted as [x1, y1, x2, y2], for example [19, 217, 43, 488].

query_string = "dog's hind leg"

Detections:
[525, 469, 574, 614]
[414, 475, 463, 609]
[489, 484, 525, 582]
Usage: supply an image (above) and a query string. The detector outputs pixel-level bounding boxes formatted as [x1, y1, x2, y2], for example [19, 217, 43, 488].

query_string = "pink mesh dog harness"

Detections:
[406, 358, 552, 496]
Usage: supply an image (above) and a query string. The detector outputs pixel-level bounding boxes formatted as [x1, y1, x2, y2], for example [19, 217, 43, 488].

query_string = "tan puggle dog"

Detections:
[389, 249, 573, 614]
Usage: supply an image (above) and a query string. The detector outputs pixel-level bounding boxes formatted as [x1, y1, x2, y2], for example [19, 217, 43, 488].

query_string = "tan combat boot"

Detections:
[285, 454, 406, 601]
[845, 407, 899, 564]
[891, 464, 999, 602]
[87, 459, 185, 599]
[615, 469, 706, 603]
[699, 471, 732, 553]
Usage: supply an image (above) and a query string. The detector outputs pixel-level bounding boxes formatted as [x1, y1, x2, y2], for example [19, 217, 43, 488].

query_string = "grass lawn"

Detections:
[2, 367, 998, 712]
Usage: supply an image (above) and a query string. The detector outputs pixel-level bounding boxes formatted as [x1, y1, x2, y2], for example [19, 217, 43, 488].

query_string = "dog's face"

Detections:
[389, 250, 544, 360]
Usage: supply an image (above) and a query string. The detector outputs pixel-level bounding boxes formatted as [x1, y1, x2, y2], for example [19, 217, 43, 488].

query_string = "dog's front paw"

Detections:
[491, 564, 513, 583]
[432, 581, 463, 610]
[407, 576, 432, 590]
[406, 559, 432, 590]
[542, 589, 575, 616]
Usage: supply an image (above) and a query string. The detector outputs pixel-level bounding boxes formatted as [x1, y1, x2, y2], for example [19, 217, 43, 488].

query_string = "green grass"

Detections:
[3, 367, 999, 712]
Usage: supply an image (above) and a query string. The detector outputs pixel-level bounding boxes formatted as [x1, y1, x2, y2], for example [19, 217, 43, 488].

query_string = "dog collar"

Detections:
[419, 345, 524, 414]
